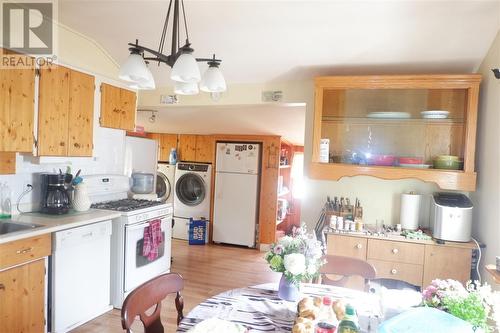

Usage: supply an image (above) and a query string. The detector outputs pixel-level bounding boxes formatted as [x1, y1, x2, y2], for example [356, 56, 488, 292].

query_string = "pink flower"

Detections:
[273, 244, 284, 255]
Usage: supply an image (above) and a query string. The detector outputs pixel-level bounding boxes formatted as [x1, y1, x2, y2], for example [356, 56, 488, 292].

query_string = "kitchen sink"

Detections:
[0, 221, 44, 235]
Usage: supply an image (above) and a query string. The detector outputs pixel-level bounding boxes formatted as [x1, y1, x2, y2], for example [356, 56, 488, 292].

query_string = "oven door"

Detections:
[124, 216, 171, 292]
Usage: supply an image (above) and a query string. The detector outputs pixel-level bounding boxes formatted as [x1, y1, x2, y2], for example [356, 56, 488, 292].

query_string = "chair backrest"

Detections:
[318, 255, 376, 288]
[121, 272, 184, 333]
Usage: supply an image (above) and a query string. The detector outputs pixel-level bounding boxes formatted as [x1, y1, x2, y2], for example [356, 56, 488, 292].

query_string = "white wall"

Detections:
[470, 30, 500, 289]
[0, 21, 129, 213]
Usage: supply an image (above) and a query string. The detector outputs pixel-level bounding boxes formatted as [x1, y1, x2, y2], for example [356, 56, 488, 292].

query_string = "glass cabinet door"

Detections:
[320, 88, 467, 171]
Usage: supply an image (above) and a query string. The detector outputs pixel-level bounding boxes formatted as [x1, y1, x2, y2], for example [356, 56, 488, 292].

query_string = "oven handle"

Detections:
[126, 219, 167, 231]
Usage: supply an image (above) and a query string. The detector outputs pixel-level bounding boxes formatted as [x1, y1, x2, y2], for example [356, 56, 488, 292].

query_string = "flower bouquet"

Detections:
[422, 279, 500, 332]
[265, 225, 325, 301]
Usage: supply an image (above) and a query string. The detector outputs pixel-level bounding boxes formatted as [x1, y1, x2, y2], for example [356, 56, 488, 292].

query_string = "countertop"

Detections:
[325, 230, 477, 249]
[0, 209, 122, 244]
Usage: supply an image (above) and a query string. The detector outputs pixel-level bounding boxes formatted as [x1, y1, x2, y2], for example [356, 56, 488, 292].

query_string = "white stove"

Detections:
[84, 174, 173, 308]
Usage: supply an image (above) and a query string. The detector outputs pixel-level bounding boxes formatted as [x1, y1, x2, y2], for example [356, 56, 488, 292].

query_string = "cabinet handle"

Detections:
[355, 243, 363, 249]
[390, 269, 398, 275]
[16, 247, 33, 255]
[0, 283, 4, 291]
[392, 248, 399, 254]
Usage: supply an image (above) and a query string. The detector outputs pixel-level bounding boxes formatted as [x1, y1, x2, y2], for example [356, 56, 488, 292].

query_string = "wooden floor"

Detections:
[73, 239, 280, 333]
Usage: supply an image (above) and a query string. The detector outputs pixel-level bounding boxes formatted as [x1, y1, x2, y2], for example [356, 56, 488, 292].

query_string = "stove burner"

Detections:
[91, 199, 164, 212]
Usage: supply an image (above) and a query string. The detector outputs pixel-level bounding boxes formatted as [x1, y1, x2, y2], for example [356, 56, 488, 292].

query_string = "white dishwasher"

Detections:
[49, 220, 113, 333]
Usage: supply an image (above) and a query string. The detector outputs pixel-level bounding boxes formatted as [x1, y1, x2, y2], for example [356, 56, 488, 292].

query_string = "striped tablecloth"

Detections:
[177, 283, 382, 332]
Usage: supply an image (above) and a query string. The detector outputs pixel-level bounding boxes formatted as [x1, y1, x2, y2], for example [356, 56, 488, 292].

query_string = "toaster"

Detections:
[431, 192, 473, 242]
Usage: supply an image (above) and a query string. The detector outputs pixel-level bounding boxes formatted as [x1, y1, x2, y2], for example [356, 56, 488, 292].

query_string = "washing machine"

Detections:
[173, 162, 212, 240]
[156, 163, 175, 204]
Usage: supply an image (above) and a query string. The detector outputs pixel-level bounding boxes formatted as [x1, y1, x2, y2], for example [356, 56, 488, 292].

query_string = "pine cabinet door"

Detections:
[0, 53, 35, 152]
[100, 83, 136, 131]
[0, 259, 46, 333]
[68, 70, 95, 156]
[0, 152, 15, 174]
[195, 135, 214, 163]
[178, 134, 197, 162]
[423, 245, 472, 286]
[160, 134, 178, 161]
[38, 65, 70, 156]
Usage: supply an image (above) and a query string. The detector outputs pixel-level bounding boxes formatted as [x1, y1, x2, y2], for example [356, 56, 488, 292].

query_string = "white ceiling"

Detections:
[136, 104, 306, 145]
[59, 0, 500, 86]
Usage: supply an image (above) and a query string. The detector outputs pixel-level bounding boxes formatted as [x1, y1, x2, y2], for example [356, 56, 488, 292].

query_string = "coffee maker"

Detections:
[40, 173, 70, 214]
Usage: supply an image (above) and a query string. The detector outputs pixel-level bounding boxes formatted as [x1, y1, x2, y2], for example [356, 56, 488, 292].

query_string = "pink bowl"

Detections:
[398, 157, 424, 165]
[367, 155, 395, 166]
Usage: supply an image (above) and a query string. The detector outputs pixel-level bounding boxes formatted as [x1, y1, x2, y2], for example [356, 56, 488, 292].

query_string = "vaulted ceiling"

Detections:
[59, 0, 500, 87]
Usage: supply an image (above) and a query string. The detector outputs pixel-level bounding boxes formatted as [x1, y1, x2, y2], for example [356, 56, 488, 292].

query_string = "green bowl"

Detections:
[433, 159, 462, 170]
[434, 155, 459, 162]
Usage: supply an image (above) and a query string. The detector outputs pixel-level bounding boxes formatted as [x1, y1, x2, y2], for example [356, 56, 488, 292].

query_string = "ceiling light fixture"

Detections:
[119, 0, 226, 95]
[138, 109, 158, 123]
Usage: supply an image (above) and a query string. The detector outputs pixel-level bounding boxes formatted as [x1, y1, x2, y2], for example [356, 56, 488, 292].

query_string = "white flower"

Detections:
[306, 264, 317, 275]
[284, 253, 306, 276]
[278, 236, 293, 248]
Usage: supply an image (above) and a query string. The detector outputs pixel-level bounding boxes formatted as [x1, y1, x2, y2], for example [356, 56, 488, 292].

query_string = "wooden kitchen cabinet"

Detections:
[311, 75, 481, 191]
[195, 135, 215, 163]
[0, 234, 51, 333]
[423, 244, 472, 286]
[100, 83, 137, 131]
[0, 152, 15, 174]
[178, 134, 197, 162]
[38, 64, 95, 156]
[178, 134, 214, 163]
[327, 233, 474, 288]
[327, 235, 367, 259]
[0, 259, 46, 333]
[146, 133, 178, 161]
[0, 51, 35, 153]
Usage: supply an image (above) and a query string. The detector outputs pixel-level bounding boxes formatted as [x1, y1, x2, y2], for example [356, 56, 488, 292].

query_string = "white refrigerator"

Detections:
[213, 142, 261, 247]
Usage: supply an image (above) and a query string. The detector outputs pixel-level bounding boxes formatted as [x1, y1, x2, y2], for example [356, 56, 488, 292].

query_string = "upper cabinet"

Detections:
[100, 83, 136, 131]
[38, 65, 95, 156]
[146, 133, 178, 161]
[178, 134, 214, 163]
[0, 53, 35, 152]
[311, 75, 481, 191]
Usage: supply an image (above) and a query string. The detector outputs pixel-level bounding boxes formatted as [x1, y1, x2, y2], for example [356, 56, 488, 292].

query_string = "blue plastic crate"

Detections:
[189, 218, 208, 245]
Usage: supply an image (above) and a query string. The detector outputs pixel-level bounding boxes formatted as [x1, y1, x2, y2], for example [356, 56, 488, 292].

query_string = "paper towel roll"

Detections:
[400, 192, 422, 230]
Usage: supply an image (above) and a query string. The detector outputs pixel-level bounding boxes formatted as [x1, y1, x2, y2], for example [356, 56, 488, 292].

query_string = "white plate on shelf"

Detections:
[399, 163, 432, 169]
[367, 112, 411, 119]
[421, 110, 449, 119]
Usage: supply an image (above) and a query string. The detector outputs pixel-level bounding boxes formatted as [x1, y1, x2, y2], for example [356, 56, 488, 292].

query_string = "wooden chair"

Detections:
[121, 272, 184, 333]
[317, 255, 376, 288]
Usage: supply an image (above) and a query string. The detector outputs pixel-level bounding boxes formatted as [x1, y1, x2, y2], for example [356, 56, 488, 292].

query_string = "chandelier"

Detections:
[118, 0, 226, 95]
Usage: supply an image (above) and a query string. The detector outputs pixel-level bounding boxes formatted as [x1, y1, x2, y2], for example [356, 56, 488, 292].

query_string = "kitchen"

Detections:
[1, 1, 500, 333]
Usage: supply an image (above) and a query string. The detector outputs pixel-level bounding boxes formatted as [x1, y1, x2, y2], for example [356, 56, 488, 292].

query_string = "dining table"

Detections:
[177, 282, 383, 332]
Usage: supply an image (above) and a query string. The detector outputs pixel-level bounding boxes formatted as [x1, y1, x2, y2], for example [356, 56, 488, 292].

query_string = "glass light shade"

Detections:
[127, 66, 155, 90]
[174, 81, 199, 95]
[119, 53, 152, 83]
[170, 53, 201, 83]
[200, 66, 227, 93]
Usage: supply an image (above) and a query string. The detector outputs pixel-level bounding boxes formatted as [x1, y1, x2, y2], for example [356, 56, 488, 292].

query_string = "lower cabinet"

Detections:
[0, 234, 51, 333]
[326, 233, 474, 288]
[0, 259, 46, 333]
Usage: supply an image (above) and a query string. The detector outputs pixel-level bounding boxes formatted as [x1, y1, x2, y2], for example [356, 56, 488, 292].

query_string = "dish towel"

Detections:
[142, 219, 163, 261]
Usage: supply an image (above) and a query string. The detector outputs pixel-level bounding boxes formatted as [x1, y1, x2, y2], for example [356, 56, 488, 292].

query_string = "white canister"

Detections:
[72, 183, 91, 212]
[400, 192, 422, 230]
[336, 217, 344, 230]
[319, 138, 330, 163]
